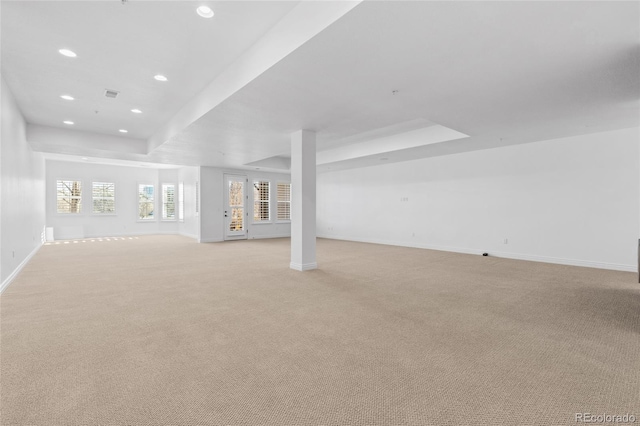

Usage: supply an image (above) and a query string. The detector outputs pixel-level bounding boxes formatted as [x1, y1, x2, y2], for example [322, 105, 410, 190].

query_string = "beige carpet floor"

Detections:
[1, 235, 639, 425]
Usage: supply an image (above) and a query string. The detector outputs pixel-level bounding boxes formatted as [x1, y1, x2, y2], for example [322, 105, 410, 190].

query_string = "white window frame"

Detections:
[162, 183, 177, 221]
[56, 179, 83, 215]
[195, 181, 199, 217]
[252, 180, 271, 224]
[276, 182, 291, 223]
[138, 183, 156, 222]
[91, 181, 116, 215]
[178, 182, 185, 222]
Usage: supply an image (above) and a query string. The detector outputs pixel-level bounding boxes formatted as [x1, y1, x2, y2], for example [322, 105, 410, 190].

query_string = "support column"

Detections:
[290, 130, 317, 271]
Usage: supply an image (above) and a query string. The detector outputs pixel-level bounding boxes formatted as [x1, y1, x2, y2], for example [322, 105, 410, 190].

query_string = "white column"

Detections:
[290, 130, 317, 271]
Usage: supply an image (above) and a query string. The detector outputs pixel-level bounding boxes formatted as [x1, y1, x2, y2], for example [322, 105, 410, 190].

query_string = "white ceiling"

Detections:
[2, 1, 639, 172]
[2, 0, 300, 138]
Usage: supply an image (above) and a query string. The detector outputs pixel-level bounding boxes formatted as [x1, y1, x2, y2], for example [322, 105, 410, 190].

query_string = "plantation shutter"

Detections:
[253, 181, 270, 221]
[92, 182, 115, 214]
[57, 180, 82, 213]
[277, 183, 291, 221]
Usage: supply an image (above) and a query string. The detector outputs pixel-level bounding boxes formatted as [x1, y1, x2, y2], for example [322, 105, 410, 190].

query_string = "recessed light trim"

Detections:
[154, 74, 168, 82]
[119, 129, 128, 133]
[197, 6, 214, 18]
[63, 120, 74, 125]
[131, 108, 142, 114]
[58, 49, 77, 58]
[60, 95, 74, 101]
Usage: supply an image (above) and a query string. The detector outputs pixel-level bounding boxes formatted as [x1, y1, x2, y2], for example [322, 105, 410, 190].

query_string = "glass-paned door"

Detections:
[224, 174, 247, 240]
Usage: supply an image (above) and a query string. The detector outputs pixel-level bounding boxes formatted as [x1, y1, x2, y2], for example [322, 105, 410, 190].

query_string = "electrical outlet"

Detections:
[503, 238, 508, 244]
[12, 250, 15, 258]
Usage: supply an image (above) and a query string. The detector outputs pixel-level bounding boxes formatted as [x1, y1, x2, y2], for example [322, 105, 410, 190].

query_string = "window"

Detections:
[195, 181, 199, 217]
[253, 181, 270, 222]
[277, 182, 291, 221]
[57, 180, 82, 213]
[162, 184, 176, 220]
[92, 182, 115, 214]
[138, 184, 155, 220]
[178, 182, 184, 222]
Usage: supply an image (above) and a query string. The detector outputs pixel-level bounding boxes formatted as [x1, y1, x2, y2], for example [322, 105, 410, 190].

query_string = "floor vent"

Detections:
[104, 89, 119, 99]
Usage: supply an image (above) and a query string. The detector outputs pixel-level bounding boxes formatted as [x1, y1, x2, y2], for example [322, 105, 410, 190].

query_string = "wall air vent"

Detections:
[104, 89, 119, 99]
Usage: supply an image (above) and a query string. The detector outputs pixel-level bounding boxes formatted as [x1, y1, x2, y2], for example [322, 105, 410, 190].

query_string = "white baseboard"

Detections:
[1, 243, 42, 294]
[199, 237, 224, 243]
[249, 234, 290, 240]
[178, 232, 199, 241]
[316, 234, 636, 272]
[486, 250, 636, 272]
[199, 234, 289, 243]
[290, 262, 318, 271]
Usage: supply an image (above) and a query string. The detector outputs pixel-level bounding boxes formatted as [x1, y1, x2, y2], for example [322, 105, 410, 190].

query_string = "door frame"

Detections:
[223, 174, 248, 240]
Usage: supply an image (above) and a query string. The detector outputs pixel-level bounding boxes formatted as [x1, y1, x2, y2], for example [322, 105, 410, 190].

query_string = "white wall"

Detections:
[45, 161, 180, 240]
[199, 167, 291, 242]
[1, 76, 46, 289]
[177, 166, 200, 240]
[199, 167, 224, 243]
[318, 127, 640, 271]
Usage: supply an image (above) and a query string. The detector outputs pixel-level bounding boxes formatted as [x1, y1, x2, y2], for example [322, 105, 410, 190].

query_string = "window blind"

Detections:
[253, 181, 270, 222]
[57, 180, 82, 213]
[178, 182, 184, 222]
[162, 184, 176, 220]
[195, 181, 199, 216]
[92, 182, 115, 214]
[277, 182, 291, 221]
[138, 184, 154, 220]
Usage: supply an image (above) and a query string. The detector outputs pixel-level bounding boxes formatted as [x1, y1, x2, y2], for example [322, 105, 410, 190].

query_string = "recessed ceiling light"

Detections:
[131, 108, 142, 114]
[60, 95, 74, 101]
[63, 120, 74, 125]
[196, 5, 214, 18]
[58, 49, 77, 58]
[81, 157, 88, 161]
[119, 129, 128, 133]
[154, 74, 168, 82]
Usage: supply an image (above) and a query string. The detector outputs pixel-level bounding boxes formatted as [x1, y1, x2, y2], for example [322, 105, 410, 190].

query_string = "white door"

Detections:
[224, 174, 248, 240]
